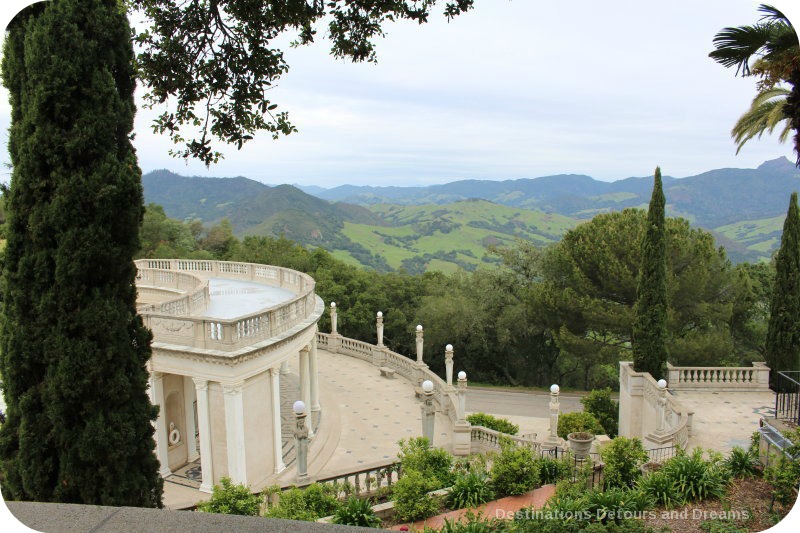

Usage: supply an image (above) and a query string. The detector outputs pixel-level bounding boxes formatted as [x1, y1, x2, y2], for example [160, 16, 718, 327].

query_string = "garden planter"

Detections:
[567, 431, 594, 459]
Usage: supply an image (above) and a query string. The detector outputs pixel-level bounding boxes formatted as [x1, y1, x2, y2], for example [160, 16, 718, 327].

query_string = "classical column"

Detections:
[444, 344, 455, 391]
[655, 379, 668, 434]
[420, 380, 436, 443]
[183, 376, 199, 462]
[457, 371, 468, 422]
[543, 384, 563, 448]
[280, 360, 290, 375]
[269, 368, 286, 474]
[149, 371, 172, 478]
[293, 400, 310, 485]
[299, 346, 313, 436]
[192, 377, 214, 493]
[415, 325, 427, 387]
[223, 381, 247, 485]
[310, 332, 321, 413]
[376, 311, 384, 347]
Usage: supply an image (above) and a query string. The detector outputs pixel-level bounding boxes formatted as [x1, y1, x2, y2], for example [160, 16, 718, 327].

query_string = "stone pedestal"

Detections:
[452, 422, 472, 456]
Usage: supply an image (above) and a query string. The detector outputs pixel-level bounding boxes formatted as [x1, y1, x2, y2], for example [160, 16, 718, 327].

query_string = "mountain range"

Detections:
[142, 157, 800, 271]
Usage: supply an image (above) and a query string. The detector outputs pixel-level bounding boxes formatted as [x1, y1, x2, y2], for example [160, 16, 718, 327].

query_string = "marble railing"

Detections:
[135, 260, 319, 352]
[136, 268, 210, 316]
[666, 362, 770, 391]
[316, 332, 457, 422]
[470, 426, 542, 454]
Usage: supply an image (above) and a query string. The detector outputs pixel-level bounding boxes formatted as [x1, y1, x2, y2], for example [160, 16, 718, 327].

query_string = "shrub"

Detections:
[764, 453, 800, 510]
[637, 471, 684, 509]
[661, 449, 728, 503]
[467, 413, 519, 435]
[397, 437, 454, 488]
[490, 439, 539, 496]
[600, 437, 648, 489]
[197, 477, 262, 516]
[581, 388, 619, 438]
[449, 471, 496, 509]
[724, 446, 758, 478]
[537, 455, 575, 485]
[392, 470, 440, 522]
[699, 518, 748, 533]
[558, 412, 605, 439]
[332, 496, 381, 528]
[433, 511, 514, 532]
[299, 483, 339, 517]
[264, 488, 317, 521]
[584, 487, 653, 524]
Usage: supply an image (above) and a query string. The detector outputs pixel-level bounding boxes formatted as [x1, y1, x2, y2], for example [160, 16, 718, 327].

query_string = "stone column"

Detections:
[310, 333, 321, 413]
[655, 379, 668, 434]
[452, 371, 471, 456]
[457, 371, 468, 422]
[293, 401, 310, 485]
[543, 384, 563, 448]
[222, 381, 247, 485]
[415, 325, 427, 387]
[299, 346, 313, 436]
[149, 371, 172, 478]
[269, 368, 286, 474]
[376, 311, 384, 347]
[444, 344, 455, 391]
[280, 360, 290, 375]
[192, 377, 214, 493]
[420, 380, 436, 443]
[183, 376, 199, 462]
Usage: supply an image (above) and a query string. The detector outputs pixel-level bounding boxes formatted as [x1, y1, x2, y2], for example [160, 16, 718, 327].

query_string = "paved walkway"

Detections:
[672, 390, 775, 453]
[390, 484, 556, 531]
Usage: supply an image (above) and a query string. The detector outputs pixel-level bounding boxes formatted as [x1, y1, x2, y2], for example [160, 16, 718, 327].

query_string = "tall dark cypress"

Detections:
[0, 0, 162, 506]
[632, 167, 669, 379]
[765, 192, 800, 387]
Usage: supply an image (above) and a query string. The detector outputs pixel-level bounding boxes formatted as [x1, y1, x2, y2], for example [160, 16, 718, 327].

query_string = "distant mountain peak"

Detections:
[757, 156, 795, 172]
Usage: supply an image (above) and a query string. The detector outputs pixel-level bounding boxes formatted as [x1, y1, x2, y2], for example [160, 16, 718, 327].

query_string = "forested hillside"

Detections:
[137, 206, 772, 391]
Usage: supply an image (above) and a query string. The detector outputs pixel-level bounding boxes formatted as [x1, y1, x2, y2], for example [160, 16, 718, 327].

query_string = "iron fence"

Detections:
[775, 371, 800, 425]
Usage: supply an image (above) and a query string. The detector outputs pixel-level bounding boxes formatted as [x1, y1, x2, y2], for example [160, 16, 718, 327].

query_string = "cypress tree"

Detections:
[632, 167, 669, 379]
[0, 0, 162, 506]
[765, 192, 800, 388]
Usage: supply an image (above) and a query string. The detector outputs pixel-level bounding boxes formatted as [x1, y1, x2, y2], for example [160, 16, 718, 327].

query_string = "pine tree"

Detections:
[632, 168, 669, 379]
[0, 0, 162, 506]
[765, 192, 800, 388]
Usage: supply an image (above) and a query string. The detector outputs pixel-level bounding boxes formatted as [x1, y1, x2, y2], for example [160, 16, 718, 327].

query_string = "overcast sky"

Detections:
[1, 0, 800, 187]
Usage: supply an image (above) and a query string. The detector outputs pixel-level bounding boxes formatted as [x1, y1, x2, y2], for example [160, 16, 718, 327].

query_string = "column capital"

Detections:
[192, 377, 209, 391]
[222, 381, 244, 395]
[152, 371, 164, 382]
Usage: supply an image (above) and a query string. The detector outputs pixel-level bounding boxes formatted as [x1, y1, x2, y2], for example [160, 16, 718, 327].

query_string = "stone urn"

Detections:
[567, 431, 595, 460]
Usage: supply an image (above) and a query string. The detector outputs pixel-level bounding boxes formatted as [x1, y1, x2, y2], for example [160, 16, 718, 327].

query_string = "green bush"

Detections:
[466, 413, 519, 435]
[581, 388, 619, 438]
[264, 488, 317, 521]
[600, 437, 648, 489]
[637, 471, 684, 509]
[332, 496, 381, 528]
[392, 470, 440, 522]
[558, 412, 605, 439]
[699, 518, 748, 533]
[432, 511, 514, 532]
[397, 437, 454, 488]
[764, 453, 800, 509]
[449, 471, 496, 509]
[197, 477, 262, 516]
[584, 487, 654, 524]
[661, 449, 729, 503]
[724, 446, 758, 478]
[490, 439, 540, 496]
[537, 455, 575, 485]
[264, 483, 339, 521]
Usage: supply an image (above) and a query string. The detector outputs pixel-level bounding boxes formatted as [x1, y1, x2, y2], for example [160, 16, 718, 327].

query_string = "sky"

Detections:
[1, 0, 800, 188]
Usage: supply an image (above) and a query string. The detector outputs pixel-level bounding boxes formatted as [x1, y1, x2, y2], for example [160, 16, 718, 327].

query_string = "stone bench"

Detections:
[379, 366, 396, 379]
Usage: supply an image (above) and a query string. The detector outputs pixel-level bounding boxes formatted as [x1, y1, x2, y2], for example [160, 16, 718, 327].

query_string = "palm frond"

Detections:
[731, 86, 791, 153]
[758, 4, 792, 26]
[710, 23, 776, 75]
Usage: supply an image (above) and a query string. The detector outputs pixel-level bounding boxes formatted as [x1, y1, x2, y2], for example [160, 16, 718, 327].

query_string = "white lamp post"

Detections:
[421, 380, 436, 442]
[456, 371, 468, 422]
[376, 311, 384, 347]
[444, 344, 454, 390]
